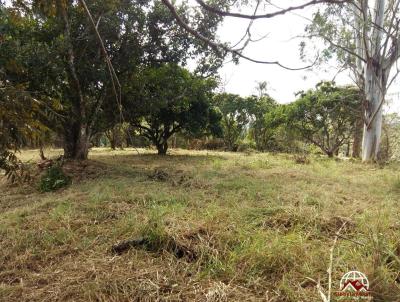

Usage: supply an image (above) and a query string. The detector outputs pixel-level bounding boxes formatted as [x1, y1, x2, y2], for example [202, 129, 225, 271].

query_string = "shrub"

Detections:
[39, 165, 71, 192]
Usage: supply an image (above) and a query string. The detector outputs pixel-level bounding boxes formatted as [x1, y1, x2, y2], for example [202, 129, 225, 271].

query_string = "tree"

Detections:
[380, 113, 400, 161]
[304, 0, 400, 161]
[213, 93, 250, 151]
[268, 82, 361, 157]
[247, 83, 277, 151]
[7, 0, 223, 160]
[4, 0, 133, 159]
[0, 5, 59, 181]
[213, 90, 276, 151]
[124, 64, 221, 155]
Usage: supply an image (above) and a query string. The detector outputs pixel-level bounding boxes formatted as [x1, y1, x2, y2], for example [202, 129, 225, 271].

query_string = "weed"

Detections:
[38, 165, 71, 192]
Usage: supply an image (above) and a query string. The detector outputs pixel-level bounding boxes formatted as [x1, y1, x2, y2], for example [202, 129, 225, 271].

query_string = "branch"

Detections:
[132, 123, 152, 133]
[326, 218, 352, 301]
[87, 93, 106, 130]
[58, 2, 85, 116]
[381, 1, 400, 61]
[161, 0, 317, 70]
[309, 33, 367, 63]
[194, 0, 350, 20]
[79, 0, 123, 120]
[132, 123, 156, 141]
[231, 0, 263, 50]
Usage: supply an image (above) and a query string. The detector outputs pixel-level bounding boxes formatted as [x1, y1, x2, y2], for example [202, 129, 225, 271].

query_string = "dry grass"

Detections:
[1, 148, 400, 301]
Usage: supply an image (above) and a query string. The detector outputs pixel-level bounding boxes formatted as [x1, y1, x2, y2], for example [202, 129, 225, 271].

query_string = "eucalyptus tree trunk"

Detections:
[355, 0, 387, 162]
[361, 80, 383, 161]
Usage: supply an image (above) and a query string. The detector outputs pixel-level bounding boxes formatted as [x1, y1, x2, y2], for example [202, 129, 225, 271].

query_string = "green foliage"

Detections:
[266, 82, 361, 157]
[214, 93, 248, 151]
[125, 64, 221, 154]
[302, 5, 356, 67]
[39, 165, 71, 192]
[247, 95, 277, 151]
[214, 92, 276, 151]
[0, 8, 54, 182]
[0, 150, 32, 183]
[380, 113, 400, 161]
[4, 0, 225, 159]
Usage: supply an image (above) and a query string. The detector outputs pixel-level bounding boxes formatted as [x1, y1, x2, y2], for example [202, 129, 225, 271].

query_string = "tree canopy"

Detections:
[267, 82, 361, 157]
[124, 64, 221, 154]
[2, 0, 224, 159]
[303, 0, 400, 161]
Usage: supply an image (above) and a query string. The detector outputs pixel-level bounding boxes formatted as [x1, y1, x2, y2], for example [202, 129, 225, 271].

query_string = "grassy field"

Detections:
[1, 148, 400, 301]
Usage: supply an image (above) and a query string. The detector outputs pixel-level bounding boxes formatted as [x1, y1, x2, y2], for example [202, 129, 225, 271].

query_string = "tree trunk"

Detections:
[361, 109, 382, 162]
[63, 123, 90, 160]
[76, 126, 90, 159]
[110, 138, 116, 150]
[352, 118, 363, 158]
[345, 141, 350, 157]
[360, 0, 386, 162]
[361, 63, 384, 162]
[156, 141, 168, 155]
[39, 144, 47, 160]
[334, 148, 339, 156]
[125, 129, 132, 147]
[59, 3, 89, 160]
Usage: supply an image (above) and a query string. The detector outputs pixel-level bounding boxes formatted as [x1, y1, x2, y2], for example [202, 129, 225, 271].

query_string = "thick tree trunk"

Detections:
[109, 135, 116, 150]
[156, 141, 168, 155]
[64, 123, 90, 160]
[345, 141, 350, 157]
[76, 125, 90, 159]
[360, 0, 386, 162]
[361, 111, 382, 162]
[361, 63, 384, 162]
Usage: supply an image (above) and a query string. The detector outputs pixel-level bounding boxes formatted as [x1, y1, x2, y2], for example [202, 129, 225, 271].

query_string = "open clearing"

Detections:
[1, 148, 400, 301]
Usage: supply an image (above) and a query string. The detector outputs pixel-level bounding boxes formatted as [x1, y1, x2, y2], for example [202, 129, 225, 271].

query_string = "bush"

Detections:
[39, 165, 71, 192]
